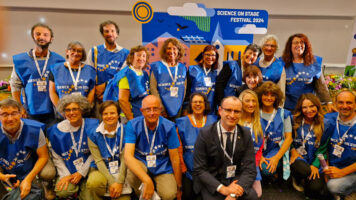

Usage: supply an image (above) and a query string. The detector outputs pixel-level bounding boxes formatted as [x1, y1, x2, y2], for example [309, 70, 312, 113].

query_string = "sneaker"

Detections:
[292, 177, 304, 192]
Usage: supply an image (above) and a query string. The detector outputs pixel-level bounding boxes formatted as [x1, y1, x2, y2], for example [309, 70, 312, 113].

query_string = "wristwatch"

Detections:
[230, 193, 236, 198]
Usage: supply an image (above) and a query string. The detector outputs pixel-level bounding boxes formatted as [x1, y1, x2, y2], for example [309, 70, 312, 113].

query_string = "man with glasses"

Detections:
[124, 95, 182, 200]
[10, 23, 65, 124]
[324, 91, 356, 199]
[193, 96, 257, 200]
[0, 98, 56, 199]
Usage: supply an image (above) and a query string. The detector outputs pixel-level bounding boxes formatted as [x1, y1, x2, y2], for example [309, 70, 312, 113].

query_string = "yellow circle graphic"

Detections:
[132, 1, 154, 24]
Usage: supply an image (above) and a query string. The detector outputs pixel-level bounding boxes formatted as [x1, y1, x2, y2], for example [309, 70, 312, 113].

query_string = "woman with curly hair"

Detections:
[281, 33, 333, 111]
[290, 93, 332, 199]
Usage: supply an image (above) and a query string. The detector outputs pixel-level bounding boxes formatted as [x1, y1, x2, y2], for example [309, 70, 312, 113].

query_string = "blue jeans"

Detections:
[327, 173, 356, 196]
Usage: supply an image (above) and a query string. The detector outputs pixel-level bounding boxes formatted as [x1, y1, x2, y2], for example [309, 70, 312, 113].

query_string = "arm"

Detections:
[150, 72, 166, 116]
[315, 74, 335, 112]
[87, 86, 95, 105]
[266, 132, 292, 173]
[119, 89, 134, 120]
[9, 68, 23, 103]
[215, 64, 232, 106]
[95, 83, 106, 101]
[324, 162, 356, 178]
[169, 148, 182, 199]
[278, 68, 286, 100]
[176, 129, 187, 173]
[20, 144, 49, 198]
[49, 80, 59, 108]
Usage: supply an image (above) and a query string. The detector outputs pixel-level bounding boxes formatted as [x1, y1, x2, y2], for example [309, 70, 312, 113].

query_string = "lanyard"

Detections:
[103, 123, 123, 159]
[336, 120, 355, 145]
[244, 122, 254, 139]
[203, 66, 211, 76]
[165, 64, 178, 86]
[261, 109, 276, 133]
[69, 119, 85, 157]
[143, 119, 160, 154]
[191, 115, 206, 127]
[67, 62, 82, 90]
[32, 50, 50, 79]
[217, 121, 238, 164]
[301, 119, 314, 146]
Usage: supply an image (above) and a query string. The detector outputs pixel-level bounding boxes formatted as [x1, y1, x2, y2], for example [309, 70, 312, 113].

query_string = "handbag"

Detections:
[1, 185, 43, 200]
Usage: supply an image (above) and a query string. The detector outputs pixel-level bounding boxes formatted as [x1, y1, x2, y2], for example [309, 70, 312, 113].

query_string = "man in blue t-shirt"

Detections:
[324, 91, 356, 199]
[124, 95, 182, 200]
[0, 99, 56, 199]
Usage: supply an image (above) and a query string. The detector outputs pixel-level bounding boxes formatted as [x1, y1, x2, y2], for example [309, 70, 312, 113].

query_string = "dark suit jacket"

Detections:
[192, 122, 256, 196]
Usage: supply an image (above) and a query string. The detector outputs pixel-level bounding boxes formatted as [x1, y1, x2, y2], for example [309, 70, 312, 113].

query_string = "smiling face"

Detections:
[245, 74, 259, 89]
[242, 93, 257, 114]
[66, 44, 84, 64]
[165, 42, 179, 63]
[141, 96, 162, 126]
[191, 95, 206, 116]
[243, 49, 259, 65]
[336, 92, 356, 121]
[261, 92, 276, 108]
[0, 106, 21, 135]
[291, 37, 305, 58]
[219, 98, 242, 131]
[203, 50, 216, 68]
[102, 24, 118, 45]
[132, 50, 147, 70]
[262, 39, 277, 58]
[301, 99, 318, 122]
[102, 104, 119, 128]
[64, 103, 83, 126]
[32, 26, 52, 49]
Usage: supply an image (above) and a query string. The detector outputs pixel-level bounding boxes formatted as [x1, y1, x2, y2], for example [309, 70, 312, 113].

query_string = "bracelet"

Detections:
[230, 193, 236, 198]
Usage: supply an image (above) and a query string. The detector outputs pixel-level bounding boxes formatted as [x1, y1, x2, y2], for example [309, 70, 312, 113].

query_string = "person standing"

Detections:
[10, 23, 65, 124]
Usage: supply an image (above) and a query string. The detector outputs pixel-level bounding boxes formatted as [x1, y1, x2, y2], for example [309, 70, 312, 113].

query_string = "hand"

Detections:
[323, 166, 346, 179]
[95, 83, 105, 99]
[56, 175, 72, 191]
[259, 156, 268, 170]
[0, 174, 16, 186]
[70, 172, 82, 185]
[327, 103, 337, 113]
[309, 165, 320, 180]
[219, 180, 244, 197]
[176, 186, 182, 200]
[142, 179, 154, 200]
[266, 156, 280, 173]
[20, 178, 32, 199]
[290, 149, 303, 164]
[225, 195, 237, 200]
[109, 183, 123, 198]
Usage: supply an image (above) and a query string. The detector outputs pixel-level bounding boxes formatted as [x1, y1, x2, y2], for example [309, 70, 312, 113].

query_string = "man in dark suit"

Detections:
[193, 96, 257, 200]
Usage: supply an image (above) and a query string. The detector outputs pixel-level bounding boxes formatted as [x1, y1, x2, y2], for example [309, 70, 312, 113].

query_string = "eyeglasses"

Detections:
[221, 107, 242, 114]
[292, 41, 304, 45]
[192, 101, 204, 104]
[64, 107, 81, 113]
[263, 44, 277, 48]
[142, 107, 161, 113]
[204, 53, 216, 57]
[69, 48, 83, 54]
[0, 111, 20, 118]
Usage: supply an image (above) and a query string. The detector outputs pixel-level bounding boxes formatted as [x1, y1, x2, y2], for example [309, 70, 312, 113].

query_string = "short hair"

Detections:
[0, 98, 22, 111]
[99, 20, 119, 35]
[335, 90, 356, 103]
[187, 93, 211, 115]
[220, 96, 241, 107]
[31, 23, 54, 39]
[195, 45, 219, 70]
[255, 81, 284, 109]
[66, 41, 87, 62]
[99, 100, 120, 120]
[244, 43, 262, 57]
[57, 94, 91, 115]
[242, 65, 263, 84]
[159, 38, 185, 63]
[126, 45, 150, 68]
[259, 34, 279, 51]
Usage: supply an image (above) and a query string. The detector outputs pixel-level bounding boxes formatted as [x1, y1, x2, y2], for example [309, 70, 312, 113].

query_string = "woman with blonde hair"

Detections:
[238, 89, 264, 198]
[290, 93, 332, 199]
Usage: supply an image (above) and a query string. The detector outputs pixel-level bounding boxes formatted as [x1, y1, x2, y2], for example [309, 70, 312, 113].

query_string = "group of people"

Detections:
[0, 20, 354, 200]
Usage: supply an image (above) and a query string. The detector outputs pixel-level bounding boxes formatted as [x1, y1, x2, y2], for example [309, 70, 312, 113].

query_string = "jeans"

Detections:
[327, 173, 356, 196]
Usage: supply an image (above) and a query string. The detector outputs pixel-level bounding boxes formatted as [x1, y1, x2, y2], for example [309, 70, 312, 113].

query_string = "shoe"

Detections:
[292, 177, 304, 192]
[345, 193, 356, 200]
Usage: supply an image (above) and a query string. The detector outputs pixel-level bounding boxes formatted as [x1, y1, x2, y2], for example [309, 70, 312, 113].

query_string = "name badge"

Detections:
[170, 87, 178, 97]
[296, 146, 307, 156]
[332, 144, 344, 158]
[263, 137, 268, 151]
[37, 81, 47, 92]
[109, 161, 119, 175]
[73, 157, 84, 171]
[72, 92, 82, 96]
[146, 155, 156, 168]
[204, 77, 212, 87]
[226, 165, 236, 179]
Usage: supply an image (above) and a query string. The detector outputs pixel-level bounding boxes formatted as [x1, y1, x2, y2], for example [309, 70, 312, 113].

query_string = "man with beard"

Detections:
[87, 20, 129, 102]
[10, 23, 65, 124]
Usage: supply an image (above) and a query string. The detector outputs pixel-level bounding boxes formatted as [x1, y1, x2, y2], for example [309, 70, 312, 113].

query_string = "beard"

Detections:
[34, 39, 51, 49]
[105, 37, 116, 46]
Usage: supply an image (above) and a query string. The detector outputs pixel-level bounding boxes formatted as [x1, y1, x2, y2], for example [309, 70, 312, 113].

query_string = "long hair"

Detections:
[293, 93, 324, 144]
[159, 38, 185, 63]
[282, 33, 315, 68]
[195, 45, 219, 70]
[238, 89, 263, 142]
